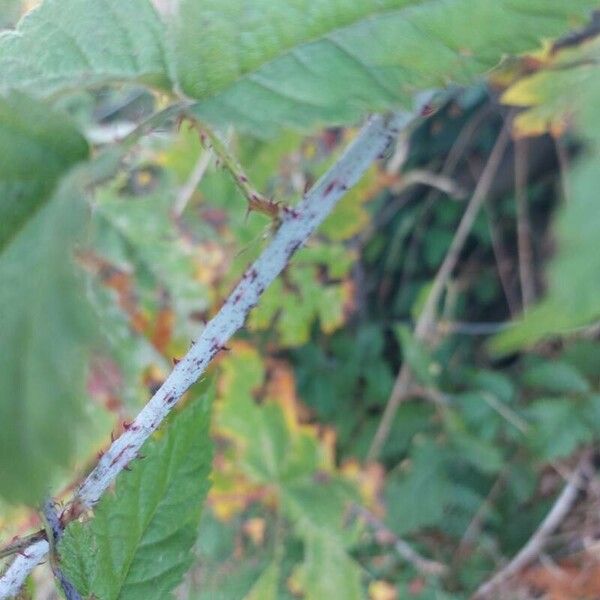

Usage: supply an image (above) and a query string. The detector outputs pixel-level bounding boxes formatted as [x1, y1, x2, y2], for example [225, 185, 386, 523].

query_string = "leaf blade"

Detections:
[0, 0, 170, 97]
[0, 94, 90, 504]
[176, 0, 596, 135]
[60, 390, 213, 600]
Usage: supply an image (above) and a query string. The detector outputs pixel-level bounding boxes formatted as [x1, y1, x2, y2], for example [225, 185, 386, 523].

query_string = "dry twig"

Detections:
[472, 454, 593, 599]
[353, 505, 448, 577]
[514, 138, 536, 309]
[368, 120, 512, 460]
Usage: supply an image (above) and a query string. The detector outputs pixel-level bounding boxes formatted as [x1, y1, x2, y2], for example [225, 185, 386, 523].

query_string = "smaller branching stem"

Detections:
[352, 505, 448, 576]
[0, 530, 46, 561]
[192, 121, 281, 220]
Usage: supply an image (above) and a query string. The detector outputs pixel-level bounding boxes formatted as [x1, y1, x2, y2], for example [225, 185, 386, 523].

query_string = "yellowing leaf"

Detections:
[320, 166, 377, 241]
[243, 517, 267, 546]
[369, 580, 398, 600]
[249, 245, 355, 346]
[502, 36, 600, 137]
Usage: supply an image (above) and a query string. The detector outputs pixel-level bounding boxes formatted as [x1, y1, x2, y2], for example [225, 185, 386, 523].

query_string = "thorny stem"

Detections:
[0, 110, 418, 599]
[367, 120, 512, 461]
[0, 531, 46, 561]
[120, 101, 192, 151]
[173, 146, 213, 217]
[76, 111, 411, 508]
[194, 122, 281, 220]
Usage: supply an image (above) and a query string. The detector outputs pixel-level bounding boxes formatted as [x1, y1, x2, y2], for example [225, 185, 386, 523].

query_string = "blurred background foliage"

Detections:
[1, 2, 600, 599]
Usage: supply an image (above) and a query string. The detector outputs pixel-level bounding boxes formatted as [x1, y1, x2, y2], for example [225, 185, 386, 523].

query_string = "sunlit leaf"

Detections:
[175, 0, 595, 135]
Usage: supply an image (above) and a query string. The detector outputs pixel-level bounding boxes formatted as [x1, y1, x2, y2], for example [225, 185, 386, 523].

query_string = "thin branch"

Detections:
[198, 124, 280, 219]
[0, 531, 45, 561]
[514, 138, 536, 309]
[437, 320, 512, 336]
[390, 169, 467, 198]
[121, 101, 191, 151]
[413, 121, 512, 342]
[394, 103, 496, 294]
[483, 199, 520, 316]
[0, 539, 49, 598]
[353, 506, 448, 577]
[367, 120, 512, 460]
[457, 469, 509, 558]
[172, 147, 213, 217]
[0, 111, 417, 599]
[359, 169, 464, 243]
[472, 454, 592, 599]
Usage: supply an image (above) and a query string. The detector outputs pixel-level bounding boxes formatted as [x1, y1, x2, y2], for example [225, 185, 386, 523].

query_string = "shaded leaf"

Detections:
[0, 92, 88, 251]
[244, 560, 279, 600]
[0, 95, 91, 504]
[300, 533, 363, 600]
[525, 397, 594, 460]
[394, 324, 437, 386]
[385, 440, 480, 535]
[522, 360, 590, 395]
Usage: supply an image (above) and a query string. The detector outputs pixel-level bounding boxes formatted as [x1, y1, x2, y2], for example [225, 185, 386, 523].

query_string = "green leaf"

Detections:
[244, 560, 280, 600]
[222, 395, 295, 483]
[300, 533, 363, 600]
[59, 390, 213, 600]
[522, 360, 590, 395]
[384, 439, 481, 535]
[394, 324, 438, 386]
[92, 182, 205, 320]
[0, 92, 89, 251]
[0, 0, 170, 97]
[217, 345, 362, 597]
[285, 480, 363, 600]
[175, 0, 596, 135]
[0, 95, 91, 504]
[525, 397, 594, 460]
[282, 478, 358, 535]
[249, 247, 353, 347]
